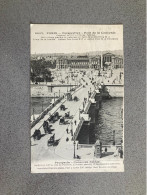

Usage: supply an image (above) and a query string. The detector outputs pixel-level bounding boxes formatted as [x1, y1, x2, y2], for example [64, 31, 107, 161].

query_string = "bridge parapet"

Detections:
[91, 90, 96, 98]
[80, 113, 91, 121]
[89, 98, 96, 104]
[31, 96, 64, 129]
[84, 101, 91, 113]
[73, 118, 84, 140]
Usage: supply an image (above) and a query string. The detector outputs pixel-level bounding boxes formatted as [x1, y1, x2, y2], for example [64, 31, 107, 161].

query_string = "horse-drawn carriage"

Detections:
[65, 111, 70, 118]
[73, 96, 78, 101]
[47, 134, 55, 146]
[60, 104, 66, 111]
[54, 112, 59, 120]
[59, 117, 66, 125]
[32, 129, 41, 140]
[48, 112, 59, 123]
[48, 115, 56, 123]
[43, 121, 51, 134]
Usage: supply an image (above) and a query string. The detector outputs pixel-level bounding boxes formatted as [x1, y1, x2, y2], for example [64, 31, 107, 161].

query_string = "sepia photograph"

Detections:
[30, 24, 124, 173]
[1, 0, 146, 193]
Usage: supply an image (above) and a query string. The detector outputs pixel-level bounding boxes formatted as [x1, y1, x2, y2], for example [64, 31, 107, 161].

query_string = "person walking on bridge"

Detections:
[74, 120, 77, 126]
[70, 129, 73, 136]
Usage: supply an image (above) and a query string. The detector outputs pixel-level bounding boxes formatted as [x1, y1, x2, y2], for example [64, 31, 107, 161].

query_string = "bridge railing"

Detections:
[31, 96, 64, 128]
[73, 118, 84, 140]
[84, 101, 91, 114]
[91, 90, 96, 98]
[31, 85, 83, 129]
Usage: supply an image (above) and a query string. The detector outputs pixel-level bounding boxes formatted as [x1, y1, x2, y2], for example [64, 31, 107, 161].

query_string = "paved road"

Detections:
[31, 72, 95, 162]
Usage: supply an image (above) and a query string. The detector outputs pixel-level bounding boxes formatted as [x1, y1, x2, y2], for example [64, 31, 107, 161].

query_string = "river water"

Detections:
[95, 98, 123, 145]
[31, 97, 52, 115]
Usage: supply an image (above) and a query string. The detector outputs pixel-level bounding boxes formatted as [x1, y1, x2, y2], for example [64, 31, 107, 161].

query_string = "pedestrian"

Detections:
[74, 120, 77, 125]
[70, 129, 73, 136]
[120, 149, 123, 158]
[120, 72, 122, 80]
[66, 137, 69, 142]
[43, 121, 47, 134]
[105, 147, 107, 154]
[83, 102, 85, 110]
[66, 128, 69, 134]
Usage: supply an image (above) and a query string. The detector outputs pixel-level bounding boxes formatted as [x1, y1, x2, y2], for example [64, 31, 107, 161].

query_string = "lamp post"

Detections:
[33, 108, 35, 120]
[113, 130, 115, 145]
[54, 92, 55, 102]
[71, 121, 73, 132]
[41, 101, 43, 112]
[73, 139, 76, 159]
[121, 139, 123, 150]
[79, 108, 81, 120]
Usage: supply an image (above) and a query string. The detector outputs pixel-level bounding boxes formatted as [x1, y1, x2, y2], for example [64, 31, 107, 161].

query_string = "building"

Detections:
[56, 57, 68, 69]
[56, 55, 101, 69]
[68, 56, 90, 69]
[103, 53, 123, 69]
[112, 56, 123, 68]
[89, 56, 101, 69]
[56, 53, 123, 70]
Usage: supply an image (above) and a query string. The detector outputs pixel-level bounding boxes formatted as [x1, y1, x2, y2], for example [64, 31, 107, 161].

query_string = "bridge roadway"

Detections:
[31, 69, 124, 162]
[31, 75, 95, 162]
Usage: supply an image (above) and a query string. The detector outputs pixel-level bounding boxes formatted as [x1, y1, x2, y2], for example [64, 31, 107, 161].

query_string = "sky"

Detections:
[31, 24, 123, 54]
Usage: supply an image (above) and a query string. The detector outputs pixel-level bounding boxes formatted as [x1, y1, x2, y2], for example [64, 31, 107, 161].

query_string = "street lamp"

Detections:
[33, 108, 35, 120]
[41, 101, 43, 112]
[113, 130, 115, 145]
[79, 108, 81, 120]
[121, 139, 123, 150]
[73, 139, 76, 159]
[54, 92, 55, 102]
[71, 121, 73, 132]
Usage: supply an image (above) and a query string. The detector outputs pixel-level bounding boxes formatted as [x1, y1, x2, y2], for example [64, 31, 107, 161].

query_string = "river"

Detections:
[95, 97, 123, 145]
[31, 97, 52, 115]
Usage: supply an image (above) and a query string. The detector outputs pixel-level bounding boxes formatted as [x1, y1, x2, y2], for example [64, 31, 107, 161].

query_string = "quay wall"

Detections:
[31, 85, 75, 97]
[76, 85, 123, 144]
[77, 91, 102, 144]
[77, 124, 90, 144]
[104, 85, 124, 97]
